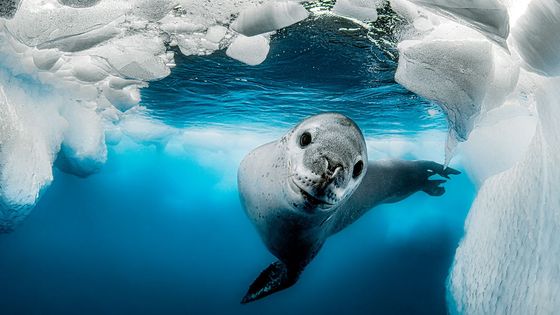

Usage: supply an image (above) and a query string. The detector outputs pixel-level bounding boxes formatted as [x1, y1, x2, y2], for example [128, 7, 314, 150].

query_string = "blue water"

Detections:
[142, 17, 445, 135]
[0, 16, 474, 315]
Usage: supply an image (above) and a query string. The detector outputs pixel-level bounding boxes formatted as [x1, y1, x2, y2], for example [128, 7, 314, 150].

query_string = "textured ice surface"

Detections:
[231, 1, 309, 36]
[333, 0, 378, 22]
[119, 111, 178, 146]
[0, 78, 64, 233]
[449, 77, 560, 315]
[481, 47, 520, 112]
[389, 2, 560, 311]
[5, 1, 129, 48]
[226, 34, 270, 66]
[56, 104, 107, 178]
[396, 37, 492, 141]
[395, 30, 493, 162]
[511, 0, 560, 76]
[0, 0, 307, 231]
[392, 2, 522, 163]
[458, 101, 536, 184]
[406, 0, 510, 47]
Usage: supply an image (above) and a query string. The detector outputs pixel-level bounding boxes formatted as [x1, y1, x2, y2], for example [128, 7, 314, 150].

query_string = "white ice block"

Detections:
[333, 0, 378, 22]
[396, 38, 493, 142]
[449, 77, 560, 314]
[511, 0, 560, 77]
[406, 0, 510, 47]
[231, 1, 309, 37]
[57, 103, 108, 177]
[226, 34, 270, 66]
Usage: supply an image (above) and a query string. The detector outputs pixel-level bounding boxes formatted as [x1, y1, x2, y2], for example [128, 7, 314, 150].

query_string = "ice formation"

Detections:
[231, 1, 309, 37]
[0, 79, 64, 232]
[457, 103, 536, 184]
[332, 0, 379, 22]
[226, 34, 270, 66]
[392, 2, 521, 163]
[390, 0, 560, 313]
[511, 0, 560, 76]
[449, 78, 560, 314]
[395, 32, 494, 161]
[0, 0, 310, 231]
[405, 0, 510, 47]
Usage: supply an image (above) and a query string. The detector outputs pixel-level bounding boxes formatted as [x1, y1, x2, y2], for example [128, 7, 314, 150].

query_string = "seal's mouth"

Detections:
[289, 178, 335, 207]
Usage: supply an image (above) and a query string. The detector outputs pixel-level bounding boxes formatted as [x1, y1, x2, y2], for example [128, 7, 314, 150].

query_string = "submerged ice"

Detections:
[0, 0, 314, 231]
[231, 1, 309, 37]
[390, 0, 560, 313]
[0, 0, 559, 313]
[512, 0, 560, 76]
[450, 78, 560, 314]
[0, 81, 63, 232]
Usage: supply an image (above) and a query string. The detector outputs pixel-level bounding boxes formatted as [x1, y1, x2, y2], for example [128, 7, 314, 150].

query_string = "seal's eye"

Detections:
[299, 132, 312, 147]
[353, 160, 364, 178]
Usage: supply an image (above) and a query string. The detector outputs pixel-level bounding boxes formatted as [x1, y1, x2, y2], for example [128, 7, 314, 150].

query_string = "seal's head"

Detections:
[282, 113, 367, 213]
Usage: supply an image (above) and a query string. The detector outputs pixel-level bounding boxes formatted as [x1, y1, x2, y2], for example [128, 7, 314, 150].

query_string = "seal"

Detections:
[237, 113, 459, 303]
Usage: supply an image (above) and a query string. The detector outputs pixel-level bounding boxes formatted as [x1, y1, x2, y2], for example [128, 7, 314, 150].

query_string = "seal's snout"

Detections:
[285, 113, 368, 211]
[321, 157, 343, 188]
[290, 154, 347, 208]
[325, 156, 343, 177]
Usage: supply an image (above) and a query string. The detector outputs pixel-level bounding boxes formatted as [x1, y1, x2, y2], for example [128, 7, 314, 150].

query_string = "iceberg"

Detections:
[388, 0, 560, 312]
[405, 0, 510, 47]
[226, 34, 270, 66]
[481, 47, 520, 113]
[0, 79, 64, 233]
[511, 0, 560, 76]
[231, 1, 309, 37]
[457, 102, 536, 184]
[449, 77, 560, 314]
[56, 104, 108, 178]
[393, 1, 521, 163]
[82, 34, 172, 81]
[395, 28, 494, 161]
[333, 0, 378, 22]
[205, 26, 228, 44]
[119, 111, 178, 147]
[395, 37, 493, 141]
[0, 0, 309, 231]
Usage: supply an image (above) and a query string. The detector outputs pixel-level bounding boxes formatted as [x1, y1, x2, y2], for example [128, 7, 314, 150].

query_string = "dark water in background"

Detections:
[0, 16, 474, 315]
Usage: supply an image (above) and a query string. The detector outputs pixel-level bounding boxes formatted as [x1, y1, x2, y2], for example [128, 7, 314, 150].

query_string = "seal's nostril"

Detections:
[325, 157, 342, 174]
[331, 164, 342, 172]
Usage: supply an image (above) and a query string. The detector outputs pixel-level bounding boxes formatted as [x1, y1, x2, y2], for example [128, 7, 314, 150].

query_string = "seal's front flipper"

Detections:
[424, 161, 461, 179]
[241, 261, 300, 304]
[423, 179, 447, 196]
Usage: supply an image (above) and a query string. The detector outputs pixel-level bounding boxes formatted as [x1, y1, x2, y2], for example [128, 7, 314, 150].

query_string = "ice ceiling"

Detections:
[0, 0, 559, 313]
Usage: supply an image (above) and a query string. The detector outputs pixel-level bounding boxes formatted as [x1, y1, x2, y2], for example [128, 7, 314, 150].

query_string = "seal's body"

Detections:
[238, 113, 458, 303]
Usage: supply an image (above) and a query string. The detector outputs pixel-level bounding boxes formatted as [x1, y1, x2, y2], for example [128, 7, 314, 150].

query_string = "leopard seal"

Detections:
[237, 113, 459, 303]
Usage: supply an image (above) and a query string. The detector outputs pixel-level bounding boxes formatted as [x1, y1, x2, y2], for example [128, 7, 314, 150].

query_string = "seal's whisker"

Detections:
[285, 173, 296, 180]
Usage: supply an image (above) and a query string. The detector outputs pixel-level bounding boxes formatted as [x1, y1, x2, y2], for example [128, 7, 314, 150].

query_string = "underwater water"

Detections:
[0, 14, 477, 315]
[142, 17, 446, 134]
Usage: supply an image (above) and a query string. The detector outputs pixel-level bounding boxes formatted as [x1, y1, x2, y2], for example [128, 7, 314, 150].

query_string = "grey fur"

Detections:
[0, 0, 20, 19]
[58, 0, 101, 8]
